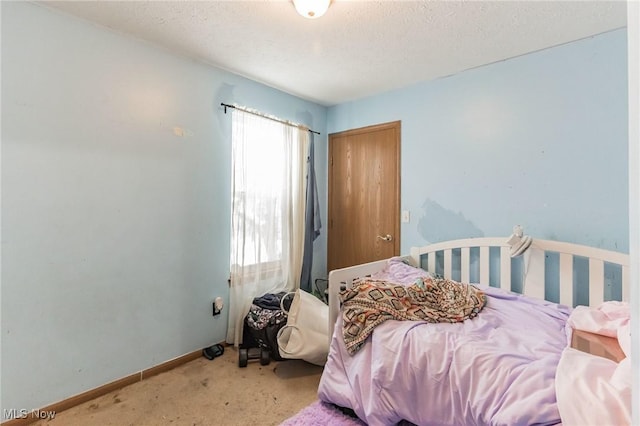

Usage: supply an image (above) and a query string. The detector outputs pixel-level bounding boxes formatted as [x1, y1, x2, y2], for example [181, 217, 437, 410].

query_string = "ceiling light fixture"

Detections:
[293, 0, 331, 19]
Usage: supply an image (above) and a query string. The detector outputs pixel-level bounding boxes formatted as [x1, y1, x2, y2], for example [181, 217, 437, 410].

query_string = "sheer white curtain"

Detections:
[226, 109, 309, 346]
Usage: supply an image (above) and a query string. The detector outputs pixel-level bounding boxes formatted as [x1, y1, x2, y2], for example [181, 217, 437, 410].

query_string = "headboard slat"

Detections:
[622, 265, 630, 302]
[589, 258, 605, 307]
[428, 252, 436, 274]
[460, 247, 471, 283]
[499, 247, 511, 292]
[524, 249, 545, 300]
[559, 253, 574, 307]
[444, 249, 453, 279]
[479, 246, 490, 284]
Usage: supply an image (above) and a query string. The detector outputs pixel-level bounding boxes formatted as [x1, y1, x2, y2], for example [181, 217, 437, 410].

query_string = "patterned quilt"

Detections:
[340, 278, 486, 355]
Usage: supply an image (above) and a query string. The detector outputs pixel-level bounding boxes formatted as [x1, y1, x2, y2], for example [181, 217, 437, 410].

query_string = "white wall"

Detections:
[1, 1, 327, 414]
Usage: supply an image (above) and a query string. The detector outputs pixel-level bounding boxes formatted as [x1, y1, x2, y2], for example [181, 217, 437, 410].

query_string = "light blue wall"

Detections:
[1, 1, 327, 414]
[328, 29, 628, 254]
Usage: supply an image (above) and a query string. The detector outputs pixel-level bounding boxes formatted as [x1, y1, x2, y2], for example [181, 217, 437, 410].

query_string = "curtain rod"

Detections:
[221, 103, 320, 135]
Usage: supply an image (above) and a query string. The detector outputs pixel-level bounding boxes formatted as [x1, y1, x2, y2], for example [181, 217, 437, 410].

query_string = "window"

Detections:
[226, 108, 309, 345]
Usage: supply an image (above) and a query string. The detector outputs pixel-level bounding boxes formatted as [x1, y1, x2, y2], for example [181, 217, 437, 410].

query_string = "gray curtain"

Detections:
[300, 134, 321, 292]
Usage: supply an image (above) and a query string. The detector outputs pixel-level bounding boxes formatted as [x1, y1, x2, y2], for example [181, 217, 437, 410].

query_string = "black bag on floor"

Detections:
[242, 292, 291, 361]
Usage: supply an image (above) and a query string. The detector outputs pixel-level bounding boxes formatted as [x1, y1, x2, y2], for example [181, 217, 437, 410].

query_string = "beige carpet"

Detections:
[34, 347, 323, 426]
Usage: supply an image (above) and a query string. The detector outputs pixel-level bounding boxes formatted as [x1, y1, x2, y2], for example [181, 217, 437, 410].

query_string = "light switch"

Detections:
[401, 210, 410, 223]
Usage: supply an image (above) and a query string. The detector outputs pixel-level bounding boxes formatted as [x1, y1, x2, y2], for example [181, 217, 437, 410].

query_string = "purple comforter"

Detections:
[318, 285, 571, 426]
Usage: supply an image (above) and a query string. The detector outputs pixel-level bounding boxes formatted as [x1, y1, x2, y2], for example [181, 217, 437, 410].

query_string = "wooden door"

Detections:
[328, 121, 401, 271]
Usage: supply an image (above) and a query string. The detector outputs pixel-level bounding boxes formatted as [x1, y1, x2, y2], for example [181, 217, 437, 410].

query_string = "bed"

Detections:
[317, 233, 631, 426]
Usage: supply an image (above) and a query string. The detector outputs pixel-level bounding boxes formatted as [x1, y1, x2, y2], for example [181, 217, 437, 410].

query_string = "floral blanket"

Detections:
[340, 278, 486, 355]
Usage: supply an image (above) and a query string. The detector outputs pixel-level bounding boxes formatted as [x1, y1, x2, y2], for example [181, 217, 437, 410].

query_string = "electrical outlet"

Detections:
[212, 297, 223, 316]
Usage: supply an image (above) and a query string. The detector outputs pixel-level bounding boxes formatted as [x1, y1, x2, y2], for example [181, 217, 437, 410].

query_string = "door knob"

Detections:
[377, 234, 393, 241]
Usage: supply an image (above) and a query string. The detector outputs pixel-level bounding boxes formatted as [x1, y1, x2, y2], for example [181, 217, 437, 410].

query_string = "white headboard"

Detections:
[410, 237, 629, 307]
[328, 236, 630, 341]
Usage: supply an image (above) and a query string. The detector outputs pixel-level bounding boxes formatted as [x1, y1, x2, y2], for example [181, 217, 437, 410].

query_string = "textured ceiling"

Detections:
[40, 1, 627, 106]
